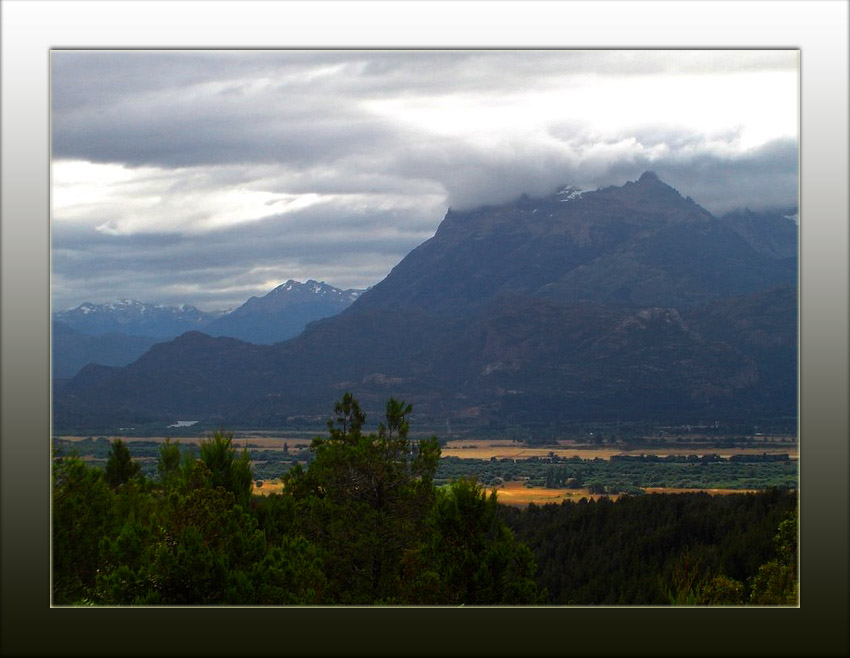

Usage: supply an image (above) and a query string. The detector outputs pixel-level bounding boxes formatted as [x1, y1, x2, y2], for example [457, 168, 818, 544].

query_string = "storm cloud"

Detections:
[51, 50, 798, 311]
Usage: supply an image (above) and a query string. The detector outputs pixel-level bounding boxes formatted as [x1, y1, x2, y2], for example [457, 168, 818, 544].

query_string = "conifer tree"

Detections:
[105, 438, 141, 489]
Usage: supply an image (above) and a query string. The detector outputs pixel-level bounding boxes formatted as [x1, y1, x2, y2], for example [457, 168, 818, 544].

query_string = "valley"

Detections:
[53, 431, 798, 504]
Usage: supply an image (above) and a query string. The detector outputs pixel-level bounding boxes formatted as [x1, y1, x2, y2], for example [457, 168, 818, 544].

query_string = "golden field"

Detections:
[250, 478, 765, 506]
[440, 439, 798, 461]
[57, 434, 797, 461]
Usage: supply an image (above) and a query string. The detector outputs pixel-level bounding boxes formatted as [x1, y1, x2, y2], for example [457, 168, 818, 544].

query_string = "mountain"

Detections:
[204, 279, 363, 344]
[53, 173, 798, 433]
[718, 207, 799, 260]
[51, 321, 163, 380]
[355, 171, 794, 312]
[52, 282, 363, 376]
[53, 300, 216, 338]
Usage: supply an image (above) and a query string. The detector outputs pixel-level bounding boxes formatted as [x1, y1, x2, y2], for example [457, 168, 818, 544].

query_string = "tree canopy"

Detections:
[52, 394, 542, 605]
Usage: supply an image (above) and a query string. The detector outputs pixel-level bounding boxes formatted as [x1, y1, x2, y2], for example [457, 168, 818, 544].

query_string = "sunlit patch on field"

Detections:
[252, 478, 285, 496]
[490, 480, 620, 506]
[491, 481, 771, 507]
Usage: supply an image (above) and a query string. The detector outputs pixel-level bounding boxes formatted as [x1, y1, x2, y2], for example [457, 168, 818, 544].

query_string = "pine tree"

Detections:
[105, 439, 141, 489]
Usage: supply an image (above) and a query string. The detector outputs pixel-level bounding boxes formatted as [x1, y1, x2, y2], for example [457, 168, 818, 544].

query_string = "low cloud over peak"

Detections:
[51, 50, 798, 311]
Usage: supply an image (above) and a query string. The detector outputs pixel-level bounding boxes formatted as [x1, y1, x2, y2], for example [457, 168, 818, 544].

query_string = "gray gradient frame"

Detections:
[2, 2, 847, 656]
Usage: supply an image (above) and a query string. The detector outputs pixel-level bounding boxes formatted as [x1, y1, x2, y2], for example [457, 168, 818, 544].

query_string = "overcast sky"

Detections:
[51, 50, 799, 312]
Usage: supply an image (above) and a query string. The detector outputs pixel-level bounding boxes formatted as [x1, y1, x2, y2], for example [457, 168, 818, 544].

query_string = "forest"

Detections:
[52, 395, 798, 606]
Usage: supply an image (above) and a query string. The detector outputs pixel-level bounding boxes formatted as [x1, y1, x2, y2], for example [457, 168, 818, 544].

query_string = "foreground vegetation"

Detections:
[53, 395, 540, 605]
[53, 395, 797, 606]
[502, 488, 797, 605]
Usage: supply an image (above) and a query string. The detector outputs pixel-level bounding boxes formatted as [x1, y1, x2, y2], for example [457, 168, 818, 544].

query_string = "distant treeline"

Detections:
[610, 453, 791, 462]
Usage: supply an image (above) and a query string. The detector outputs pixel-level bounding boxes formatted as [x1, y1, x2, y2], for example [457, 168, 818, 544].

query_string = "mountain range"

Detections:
[53, 172, 798, 434]
[53, 299, 216, 338]
[52, 280, 363, 377]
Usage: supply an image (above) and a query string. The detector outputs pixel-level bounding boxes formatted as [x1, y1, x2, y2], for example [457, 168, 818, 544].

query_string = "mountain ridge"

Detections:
[53, 280, 365, 376]
[205, 279, 363, 344]
[53, 300, 215, 338]
[53, 173, 798, 433]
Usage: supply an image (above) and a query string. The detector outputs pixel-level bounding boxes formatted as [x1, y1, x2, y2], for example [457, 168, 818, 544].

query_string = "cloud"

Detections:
[50, 50, 799, 311]
[51, 195, 443, 310]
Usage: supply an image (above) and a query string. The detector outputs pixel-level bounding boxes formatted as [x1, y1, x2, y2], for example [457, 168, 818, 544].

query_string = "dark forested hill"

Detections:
[53, 173, 798, 432]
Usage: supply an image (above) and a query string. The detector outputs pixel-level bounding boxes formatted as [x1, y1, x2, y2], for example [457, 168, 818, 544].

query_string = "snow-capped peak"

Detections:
[556, 186, 583, 202]
[60, 299, 205, 318]
[271, 279, 356, 299]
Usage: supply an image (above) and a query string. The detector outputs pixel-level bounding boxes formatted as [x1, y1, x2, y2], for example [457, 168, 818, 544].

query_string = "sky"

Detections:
[51, 50, 799, 312]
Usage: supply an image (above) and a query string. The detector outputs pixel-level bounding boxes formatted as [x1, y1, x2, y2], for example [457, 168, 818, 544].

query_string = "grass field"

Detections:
[488, 481, 765, 506]
[251, 478, 768, 506]
[57, 434, 798, 463]
[440, 439, 798, 461]
[489, 481, 617, 505]
[57, 434, 798, 460]
[248, 478, 615, 505]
